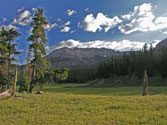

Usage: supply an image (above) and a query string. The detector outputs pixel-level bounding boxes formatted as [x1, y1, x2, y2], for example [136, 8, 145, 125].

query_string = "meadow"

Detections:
[1, 84, 167, 125]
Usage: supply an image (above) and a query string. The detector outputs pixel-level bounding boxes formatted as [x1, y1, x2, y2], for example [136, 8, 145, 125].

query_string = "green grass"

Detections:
[1, 84, 167, 124]
[41, 83, 167, 96]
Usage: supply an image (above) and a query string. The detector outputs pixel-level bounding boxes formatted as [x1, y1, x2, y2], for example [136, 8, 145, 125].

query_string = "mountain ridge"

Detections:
[47, 38, 167, 68]
[47, 47, 122, 68]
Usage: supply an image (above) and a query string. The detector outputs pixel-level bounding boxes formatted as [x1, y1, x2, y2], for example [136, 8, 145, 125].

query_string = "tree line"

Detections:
[65, 44, 167, 85]
[96, 44, 167, 79]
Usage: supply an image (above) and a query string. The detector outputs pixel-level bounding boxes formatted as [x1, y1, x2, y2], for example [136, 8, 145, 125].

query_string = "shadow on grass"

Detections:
[40, 83, 167, 96]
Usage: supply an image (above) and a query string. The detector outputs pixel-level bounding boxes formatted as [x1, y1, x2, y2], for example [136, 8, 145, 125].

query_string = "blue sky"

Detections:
[0, 0, 167, 64]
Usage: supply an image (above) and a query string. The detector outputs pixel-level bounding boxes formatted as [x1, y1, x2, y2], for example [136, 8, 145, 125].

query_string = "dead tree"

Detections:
[12, 68, 18, 96]
[143, 70, 148, 96]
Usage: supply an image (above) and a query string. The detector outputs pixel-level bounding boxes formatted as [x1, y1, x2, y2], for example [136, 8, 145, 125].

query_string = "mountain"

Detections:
[47, 47, 121, 68]
[46, 38, 167, 69]
[155, 38, 167, 50]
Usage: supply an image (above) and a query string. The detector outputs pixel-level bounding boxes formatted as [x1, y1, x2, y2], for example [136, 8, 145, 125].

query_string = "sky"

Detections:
[0, 0, 167, 64]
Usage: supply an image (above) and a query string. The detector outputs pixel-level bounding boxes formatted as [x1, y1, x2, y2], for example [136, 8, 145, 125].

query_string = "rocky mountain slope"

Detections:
[47, 47, 121, 68]
[155, 38, 167, 50]
[47, 38, 167, 69]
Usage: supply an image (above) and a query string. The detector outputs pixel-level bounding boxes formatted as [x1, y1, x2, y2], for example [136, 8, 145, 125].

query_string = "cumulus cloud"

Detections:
[60, 27, 71, 32]
[79, 13, 122, 32]
[12, 10, 32, 26]
[66, 9, 76, 16]
[60, 21, 71, 32]
[47, 39, 160, 52]
[119, 3, 167, 34]
[121, 14, 132, 20]
[162, 31, 167, 35]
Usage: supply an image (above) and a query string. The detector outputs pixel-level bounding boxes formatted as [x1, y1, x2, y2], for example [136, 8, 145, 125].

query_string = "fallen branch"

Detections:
[0, 90, 11, 99]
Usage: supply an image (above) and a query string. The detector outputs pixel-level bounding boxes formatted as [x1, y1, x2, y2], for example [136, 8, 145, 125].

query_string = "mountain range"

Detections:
[47, 38, 167, 68]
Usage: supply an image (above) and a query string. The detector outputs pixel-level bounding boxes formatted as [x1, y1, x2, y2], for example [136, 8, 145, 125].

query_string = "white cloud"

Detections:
[2, 17, 7, 22]
[50, 39, 160, 52]
[32, 8, 37, 12]
[152, 40, 161, 48]
[79, 13, 122, 32]
[70, 30, 76, 34]
[26, 28, 33, 35]
[121, 14, 132, 20]
[57, 18, 62, 22]
[44, 23, 57, 31]
[60, 26, 71, 32]
[12, 10, 32, 26]
[66, 9, 76, 16]
[119, 3, 167, 34]
[162, 31, 167, 35]
[18, 49, 25, 53]
[60, 21, 71, 32]
[64, 21, 71, 26]
[17, 7, 25, 12]
[0, 24, 19, 30]
[154, 17, 167, 29]
[18, 10, 31, 22]
[85, 8, 89, 12]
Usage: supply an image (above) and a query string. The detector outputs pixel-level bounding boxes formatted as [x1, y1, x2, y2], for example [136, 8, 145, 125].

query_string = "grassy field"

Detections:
[1, 84, 167, 125]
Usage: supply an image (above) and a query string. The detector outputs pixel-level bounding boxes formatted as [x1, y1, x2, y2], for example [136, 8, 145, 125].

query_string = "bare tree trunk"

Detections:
[50, 76, 54, 85]
[26, 48, 31, 81]
[29, 68, 35, 93]
[12, 68, 17, 96]
[143, 70, 148, 96]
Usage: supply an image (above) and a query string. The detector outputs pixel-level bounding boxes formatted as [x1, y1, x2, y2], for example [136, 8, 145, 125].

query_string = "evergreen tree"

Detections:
[0, 27, 20, 91]
[27, 8, 49, 93]
[55, 68, 70, 82]
[6, 28, 20, 89]
[0, 28, 9, 91]
[18, 70, 30, 92]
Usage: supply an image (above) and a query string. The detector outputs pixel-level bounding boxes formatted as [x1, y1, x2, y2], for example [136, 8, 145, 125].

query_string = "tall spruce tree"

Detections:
[7, 28, 20, 89]
[0, 28, 8, 91]
[0, 27, 20, 91]
[27, 8, 48, 93]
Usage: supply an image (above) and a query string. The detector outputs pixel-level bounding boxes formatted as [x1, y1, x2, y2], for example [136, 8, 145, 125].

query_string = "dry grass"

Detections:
[0, 84, 167, 125]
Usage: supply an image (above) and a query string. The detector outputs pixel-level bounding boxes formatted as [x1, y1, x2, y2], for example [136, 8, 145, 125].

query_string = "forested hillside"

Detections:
[64, 41, 167, 85]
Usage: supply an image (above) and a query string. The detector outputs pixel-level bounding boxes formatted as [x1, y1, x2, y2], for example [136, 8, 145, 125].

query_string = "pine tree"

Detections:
[0, 27, 20, 91]
[55, 68, 70, 82]
[0, 28, 9, 91]
[18, 70, 29, 92]
[6, 28, 20, 89]
[27, 8, 49, 93]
